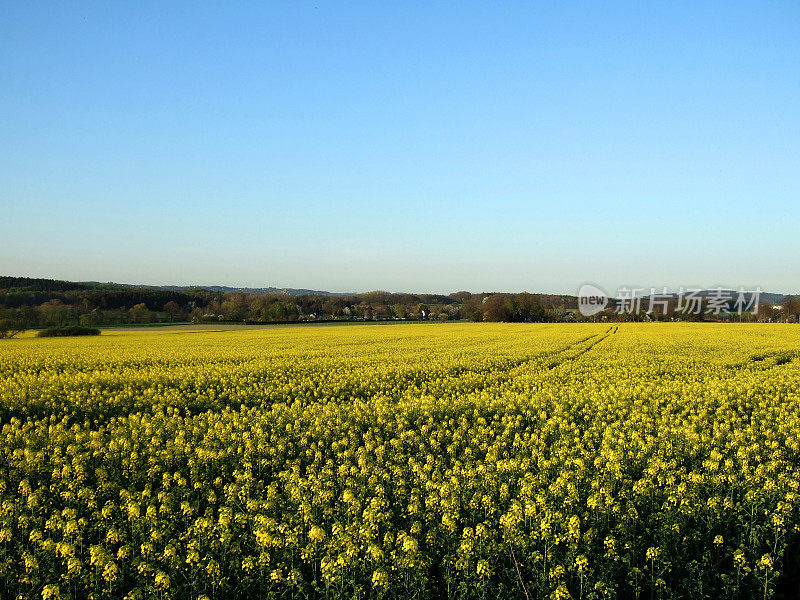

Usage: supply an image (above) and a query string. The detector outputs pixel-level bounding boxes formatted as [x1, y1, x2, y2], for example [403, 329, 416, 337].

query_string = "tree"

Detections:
[323, 298, 345, 318]
[515, 293, 546, 322]
[482, 295, 513, 322]
[449, 291, 472, 302]
[781, 296, 800, 323]
[79, 310, 103, 328]
[757, 303, 777, 322]
[39, 299, 69, 327]
[0, 318, 25, 339]
[266, 301, 287, 321]
[461, 298, 483, 322]
[19, 305, 39, 327]
[129, 303, 152, 324]
[391, 304, 408, 319]
[163, 301, 186, 322]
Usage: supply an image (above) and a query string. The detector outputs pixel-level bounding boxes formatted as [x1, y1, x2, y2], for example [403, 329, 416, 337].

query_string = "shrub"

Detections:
[37, 326, 101, 337]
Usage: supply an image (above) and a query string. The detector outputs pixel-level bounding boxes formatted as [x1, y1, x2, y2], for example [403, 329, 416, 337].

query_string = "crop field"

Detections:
[1, 323, 800, 600]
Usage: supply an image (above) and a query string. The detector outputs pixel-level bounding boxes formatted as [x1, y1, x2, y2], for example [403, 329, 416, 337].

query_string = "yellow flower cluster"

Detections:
[1, 323, 799, 599]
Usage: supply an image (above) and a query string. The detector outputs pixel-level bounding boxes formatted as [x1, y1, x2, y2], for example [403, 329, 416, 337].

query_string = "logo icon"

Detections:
[578, 283, 608, 317]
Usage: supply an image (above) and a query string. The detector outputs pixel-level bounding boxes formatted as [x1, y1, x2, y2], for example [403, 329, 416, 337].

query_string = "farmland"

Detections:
[1, 323, 799, 599]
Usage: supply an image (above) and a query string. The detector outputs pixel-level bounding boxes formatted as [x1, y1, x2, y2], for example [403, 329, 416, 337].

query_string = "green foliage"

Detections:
[0, 318, 25, 339]
[36, 326, 101, 337]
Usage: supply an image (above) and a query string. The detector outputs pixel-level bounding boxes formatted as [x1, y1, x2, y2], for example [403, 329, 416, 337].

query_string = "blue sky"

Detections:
[2, 2, 798, 294]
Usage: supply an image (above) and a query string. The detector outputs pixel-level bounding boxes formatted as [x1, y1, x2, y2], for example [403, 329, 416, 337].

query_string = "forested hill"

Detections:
[0, 277, 220, 312]
[0, 276, 345, 298]
[1, 275, 580, 326]
[1, 276, 794, 329]
[0, 276, 97, 293]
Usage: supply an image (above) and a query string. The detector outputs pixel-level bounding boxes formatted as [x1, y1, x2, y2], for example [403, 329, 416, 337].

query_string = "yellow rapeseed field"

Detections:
[1, 323, 799, 599]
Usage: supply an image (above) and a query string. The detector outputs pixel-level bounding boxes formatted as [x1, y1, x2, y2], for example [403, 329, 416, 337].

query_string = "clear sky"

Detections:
[2, 2, 798, 295]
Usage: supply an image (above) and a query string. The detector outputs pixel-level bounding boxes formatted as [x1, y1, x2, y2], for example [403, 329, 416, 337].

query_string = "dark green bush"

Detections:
[37, 326, 101, 337]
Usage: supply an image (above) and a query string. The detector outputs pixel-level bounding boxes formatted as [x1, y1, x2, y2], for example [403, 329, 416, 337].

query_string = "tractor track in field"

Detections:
[728, 350, 800, 372]
[544, 331, 614, 370]
[436, 330, 616, 386]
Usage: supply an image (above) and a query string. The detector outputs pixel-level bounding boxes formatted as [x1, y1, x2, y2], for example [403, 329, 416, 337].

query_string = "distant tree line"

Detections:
[592, 295, 800, 323]
[0, 277, 582, 328]
[2, 277, 798, 332]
